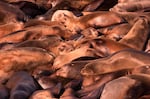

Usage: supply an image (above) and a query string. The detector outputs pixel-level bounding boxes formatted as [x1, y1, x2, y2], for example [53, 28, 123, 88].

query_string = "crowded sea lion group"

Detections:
[0, 0, 150, 99]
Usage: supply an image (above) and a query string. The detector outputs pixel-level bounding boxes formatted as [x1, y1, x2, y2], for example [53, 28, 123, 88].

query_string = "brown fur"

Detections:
[100, 76, 143, 99]
[119, 17, 150, 50]
[52, 11, 124, 33]
[111, 1, 150, 12]
[0, 22, 23, 38]
[52, 46, 95, 70]
[98, 23, 131, 41]
[0, 47, 54, 83]
[81, 49, 150, 76]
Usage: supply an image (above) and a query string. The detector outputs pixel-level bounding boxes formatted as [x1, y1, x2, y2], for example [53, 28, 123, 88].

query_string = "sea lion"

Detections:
[129, 74, 150, 90]
[100, 76, 143, 99]
[6, 71, 39, 99]
[52, 46, 94, 70]
[0, 22, 23, 38]
[98, 23, 131, 41]
[111, 1, 150, 12]
[52, 11, 125, 33]
[0, 24, 70, 43]
[56, 60, 92, 79]
[119, 17, 150, 50]
[14, 35, 62, 53]
[0, 84, 9, 99]
[81, 49, 150, 76]
[10, 1, 47, 18]
[0, 1, 27, 24]
[90, 37, 132, 57]
[0, 47, 54, 83]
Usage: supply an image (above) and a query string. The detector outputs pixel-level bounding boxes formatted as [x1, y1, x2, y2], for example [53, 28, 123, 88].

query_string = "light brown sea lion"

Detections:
[100, 76, 143, 99]
[0, 24, 70, 43]
[25, 24, 72, 40]
[0, 22, 23, 38]
[98, 23, 131, 41]
[0, 47, 54, 83]
[81, 49, 150, 76]
[90, 37, 132, 57]
[119, 17, 150, 50]
[56, 60, 92, 79]
[52, 46, 95, 70]
[24, 19, 62, 28]
[111, 1, 150, 12]
[14, 35, 62, 52]
[52, 11, 124, 33]
[0, 30, 31, 43]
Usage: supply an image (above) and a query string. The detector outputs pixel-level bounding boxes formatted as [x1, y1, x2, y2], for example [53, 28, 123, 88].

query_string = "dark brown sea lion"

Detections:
[100, 76, 143, 99]
[0, 84, 9, 99]
[119, 17, 150, 50]
[81, 49, 150, 76]
[0, 24, 70, 43]
[0, 47, 54, 83]
[11, 1, 47, 18]
[14, 35, 62, 52]
[6, 71, 39, 99]
[0, 1, 27, 24]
